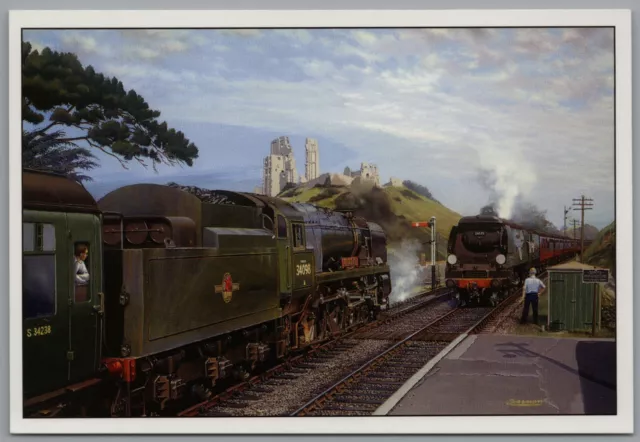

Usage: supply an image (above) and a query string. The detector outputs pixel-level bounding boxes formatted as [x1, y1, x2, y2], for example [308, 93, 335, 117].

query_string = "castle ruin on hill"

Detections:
[260, 136, 383, 197]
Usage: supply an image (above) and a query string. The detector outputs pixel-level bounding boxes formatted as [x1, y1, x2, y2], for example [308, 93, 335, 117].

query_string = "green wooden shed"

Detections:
[547, 261, 608, 332]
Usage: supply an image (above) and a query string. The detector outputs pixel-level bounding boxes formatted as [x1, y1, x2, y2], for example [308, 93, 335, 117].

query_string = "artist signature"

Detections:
[506, 399, 544, 407]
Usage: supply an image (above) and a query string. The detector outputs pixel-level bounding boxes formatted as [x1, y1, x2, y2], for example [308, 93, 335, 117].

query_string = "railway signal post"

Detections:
[572, 195, 594, 261]
[563, 206, 570, 236]
[412, 217, 437, 291]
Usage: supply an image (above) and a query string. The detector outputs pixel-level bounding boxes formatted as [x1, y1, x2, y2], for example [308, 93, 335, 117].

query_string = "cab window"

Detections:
[277, 215, 287, 238]
[292, 224, 304, 249]
[23, 223, 56, 319]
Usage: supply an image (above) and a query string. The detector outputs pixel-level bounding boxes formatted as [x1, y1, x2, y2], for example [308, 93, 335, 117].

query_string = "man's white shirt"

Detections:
[524, 277, 545, 294]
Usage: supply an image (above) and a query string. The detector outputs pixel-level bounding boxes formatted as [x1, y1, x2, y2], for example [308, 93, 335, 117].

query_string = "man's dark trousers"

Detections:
[521, 292, 539, 324]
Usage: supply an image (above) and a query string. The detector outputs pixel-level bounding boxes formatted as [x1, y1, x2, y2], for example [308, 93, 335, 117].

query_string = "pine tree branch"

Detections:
[57, 136, 91, 143]
[86, 139, 129, 170]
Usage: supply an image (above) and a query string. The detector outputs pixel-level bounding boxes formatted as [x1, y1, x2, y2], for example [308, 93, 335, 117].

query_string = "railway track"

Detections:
[472, 270, 552, 334]
[177, 287, 455, 417]
[290, 292, 520, 417]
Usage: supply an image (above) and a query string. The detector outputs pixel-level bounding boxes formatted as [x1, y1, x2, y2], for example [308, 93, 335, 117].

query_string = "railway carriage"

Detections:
[21, 169, 392, 417]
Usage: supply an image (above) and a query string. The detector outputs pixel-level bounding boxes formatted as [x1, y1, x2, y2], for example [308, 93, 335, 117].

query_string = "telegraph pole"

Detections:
[572, 195, 593, 261]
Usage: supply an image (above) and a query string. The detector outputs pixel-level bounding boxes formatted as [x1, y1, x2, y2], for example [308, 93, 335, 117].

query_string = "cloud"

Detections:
[219, 29, 262, 37]
[118, 29, 204, 61]
[59, 32, 108, 56]
[31, 28, 615, 228]
[274, 29, 313, 44]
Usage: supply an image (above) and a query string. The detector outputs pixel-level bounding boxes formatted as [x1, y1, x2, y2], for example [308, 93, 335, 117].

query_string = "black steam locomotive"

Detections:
[22, 169, 391, 417]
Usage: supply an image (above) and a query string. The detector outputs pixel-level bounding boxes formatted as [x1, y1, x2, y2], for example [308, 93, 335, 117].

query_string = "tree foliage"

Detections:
[402, 180, 439, 203]
[22, 41, 199, 172]
[22, 130, 99, 182]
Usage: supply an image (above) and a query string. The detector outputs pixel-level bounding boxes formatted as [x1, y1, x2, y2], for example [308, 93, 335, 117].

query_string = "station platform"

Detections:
[380, 334, 616, 415]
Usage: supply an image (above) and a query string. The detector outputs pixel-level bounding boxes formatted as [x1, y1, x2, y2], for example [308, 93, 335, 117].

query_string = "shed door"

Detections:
[549, 273, 577, 331]
[576, 280, 598, 331]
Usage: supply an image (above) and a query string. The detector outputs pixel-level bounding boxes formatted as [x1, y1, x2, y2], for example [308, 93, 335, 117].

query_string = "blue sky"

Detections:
[23, 28, 615, 229]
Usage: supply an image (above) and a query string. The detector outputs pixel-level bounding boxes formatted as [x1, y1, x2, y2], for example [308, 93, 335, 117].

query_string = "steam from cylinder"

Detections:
[388, 238, 422, 303]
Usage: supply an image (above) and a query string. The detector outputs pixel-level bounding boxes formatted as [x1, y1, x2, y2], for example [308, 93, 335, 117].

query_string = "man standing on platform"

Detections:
[521, 267, 546, 325]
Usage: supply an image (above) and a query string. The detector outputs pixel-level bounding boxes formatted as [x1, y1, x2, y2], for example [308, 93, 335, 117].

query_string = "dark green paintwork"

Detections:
[22, 209, 102, 398]
[23, 177, 392, 407]
[292, 252, 315, 294]
[548, 270, 602, 332]
[116, 245, 280, 357]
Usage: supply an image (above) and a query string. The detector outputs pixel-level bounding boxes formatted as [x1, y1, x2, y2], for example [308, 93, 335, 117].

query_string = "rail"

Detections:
[290, 291, 520, 416]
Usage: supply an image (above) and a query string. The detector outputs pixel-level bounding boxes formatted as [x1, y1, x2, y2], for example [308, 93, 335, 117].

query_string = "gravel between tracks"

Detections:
[487, 297, 525, 334]
[355, 299, 456, 339]
[200, 298, 457, 417]
[205, 339, 393, 417]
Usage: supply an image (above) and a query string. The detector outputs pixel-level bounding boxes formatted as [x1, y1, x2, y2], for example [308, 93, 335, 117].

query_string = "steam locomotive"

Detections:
[22, 169, 391, 417]
[444, 214, 583, 306]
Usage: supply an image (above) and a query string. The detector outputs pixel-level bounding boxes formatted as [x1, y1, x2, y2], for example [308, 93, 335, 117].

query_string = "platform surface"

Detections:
[388, 334, 617, 415]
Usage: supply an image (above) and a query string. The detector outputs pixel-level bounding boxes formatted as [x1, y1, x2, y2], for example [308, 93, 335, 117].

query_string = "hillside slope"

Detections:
[563, 224, 600, 240]
[583, 220, 616, 276]
[280, 184, 462, 259]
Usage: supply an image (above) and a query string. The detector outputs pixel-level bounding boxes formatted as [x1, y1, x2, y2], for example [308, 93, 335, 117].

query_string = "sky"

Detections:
[22, 27, 615, 229]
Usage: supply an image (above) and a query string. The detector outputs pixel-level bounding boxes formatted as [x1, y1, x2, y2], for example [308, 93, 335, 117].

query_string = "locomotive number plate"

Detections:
[26, 325, 52, 338]
[296, 263, 312, 276]
[474, 231, 486, 237]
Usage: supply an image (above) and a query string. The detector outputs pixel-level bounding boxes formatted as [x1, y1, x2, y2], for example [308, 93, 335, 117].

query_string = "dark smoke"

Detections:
[336, 185, 423, 242]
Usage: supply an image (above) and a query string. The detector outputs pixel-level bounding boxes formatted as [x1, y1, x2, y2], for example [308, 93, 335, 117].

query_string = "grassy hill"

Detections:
[280, 184, 462, 259]
[583, 220, 616, 276]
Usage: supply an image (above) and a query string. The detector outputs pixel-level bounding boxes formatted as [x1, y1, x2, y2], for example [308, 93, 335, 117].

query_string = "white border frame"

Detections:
[9, 9, 633, 434]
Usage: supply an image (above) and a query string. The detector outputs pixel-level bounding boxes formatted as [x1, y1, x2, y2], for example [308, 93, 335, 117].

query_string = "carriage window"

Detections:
[42, 224, 56, 251]
[23, 223, 35, 252]
[23, 255, 56, 319]
[24, 223, 55, 252]
[293, 224, 304, 248]
[73, 242, 91, 303]
[277, 216, 287, 238]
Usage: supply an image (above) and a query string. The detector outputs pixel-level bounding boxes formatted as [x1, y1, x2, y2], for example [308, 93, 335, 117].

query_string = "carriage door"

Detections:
[22, 213, 69, 397]
[67, 213, 101, 383]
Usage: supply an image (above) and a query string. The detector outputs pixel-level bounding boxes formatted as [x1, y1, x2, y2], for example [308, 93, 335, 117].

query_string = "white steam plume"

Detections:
[476, 145, 537, 219]
[388, 239, 423, 303]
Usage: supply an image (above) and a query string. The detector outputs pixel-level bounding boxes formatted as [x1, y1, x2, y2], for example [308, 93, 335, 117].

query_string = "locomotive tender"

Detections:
[22, 169, 391, 417]
[445, 214, 583, 306]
